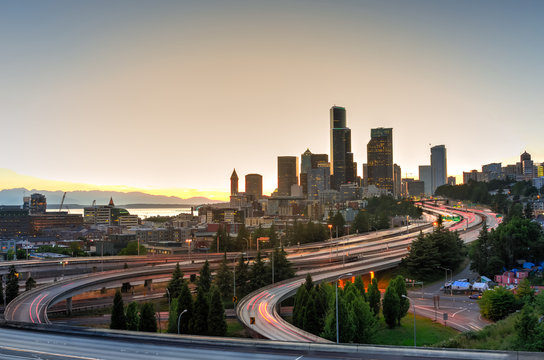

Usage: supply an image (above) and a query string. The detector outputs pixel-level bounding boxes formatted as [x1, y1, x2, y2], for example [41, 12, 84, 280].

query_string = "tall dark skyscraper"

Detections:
[430, 145, 447, 194]
[330, 106, 354, 190]
[230, 169, 238, 195]
[367, 128, 393, 193]
[277, 156, 299, 196]
[245, 173, 263, 198]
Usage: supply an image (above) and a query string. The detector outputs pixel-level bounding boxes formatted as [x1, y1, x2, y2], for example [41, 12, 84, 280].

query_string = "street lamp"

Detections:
[328, 224, 333, 240]
[336, 272, 352, 344]
[402, 295, 416, 347]
[185, 239, 192, 263]
[437, 266, 452, 296]
[177, 309, 188, 334]
[165, 288, 171, 309]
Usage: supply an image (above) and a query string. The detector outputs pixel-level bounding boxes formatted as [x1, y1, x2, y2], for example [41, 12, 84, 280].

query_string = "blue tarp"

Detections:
[523, 262, 535, 269]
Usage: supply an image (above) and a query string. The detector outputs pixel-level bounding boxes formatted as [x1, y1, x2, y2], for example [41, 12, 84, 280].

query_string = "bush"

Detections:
[480, 287, 516, 321]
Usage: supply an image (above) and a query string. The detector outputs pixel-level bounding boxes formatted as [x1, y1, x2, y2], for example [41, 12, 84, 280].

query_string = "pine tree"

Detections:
[382, 285, 400, 329]
[351, 296, 377, 343]
[269, 247, 294, 282]
[139, 302, 157, 332]
[207, 286, 227, 336]
[321, 293, 354, 343]
[390, 275, 409, 325]
[367, 278, 381, 316]
[215, 253, 233, 300]
[25, 276, 36, 291]
[191, 288, 209, 335]
[293, 285, 309, 328]
[352, 210, 370, 233]
[126, 301, 139, 331]
[167, 263, 185, 299]
[302, 295, 320, 334]
[5, 265, 19, 304]
[304, 273, 314, 292]
[167, 298, 179, 333]
[353, 276, 366, 301]
[250, 251, 267, 291]
[177, 282, 193, 334]
[110, 290, 127, 330]
[235, 256, 250, 298]
[198, 260, 211, 294]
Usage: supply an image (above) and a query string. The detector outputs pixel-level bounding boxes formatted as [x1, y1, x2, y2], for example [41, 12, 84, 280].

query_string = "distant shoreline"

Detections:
[45, 203, 225, 209]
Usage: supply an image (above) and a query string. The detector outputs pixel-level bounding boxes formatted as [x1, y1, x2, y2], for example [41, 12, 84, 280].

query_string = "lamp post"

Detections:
[336, 272, 352, 344]
[402, 295, 416, 347]
[177, 309, 188, 334]
[185, 239, 192, 263]
[328, 224, 333, 240]
[165, 288, 171, 309]
[437, 266, 452, 296]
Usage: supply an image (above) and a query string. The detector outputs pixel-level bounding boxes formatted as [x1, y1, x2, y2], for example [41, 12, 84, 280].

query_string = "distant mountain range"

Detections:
[0, 188, 224, 207]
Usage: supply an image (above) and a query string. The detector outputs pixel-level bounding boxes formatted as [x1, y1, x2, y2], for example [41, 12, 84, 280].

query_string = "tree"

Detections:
[390, 275, 409, 325]
[515, 278, 535, 305]
[367, 278, 381, 316]
[25, 276, 36, 291]
[269, 247, 294, 282]
[382, 284, 400, 328]
[191, 288, 209, 335]
[110, 290, 127, 330]
[207, 286, 227, 336]
[198, 260, 211, 293]
[515, 305, 544, 351]
[480, 287, 516, 321]
[118, 241, 147, 255]
[293, 285, 309, 328]
[126, 301, 139, 331]
[236, 224, 250, 252]
[177, 282, 193, 333]
[167, 263, 185, 299]
[331, 212, 346, 237]
[250, 251, 267, 291]
[351, 296, 377, 343]
[352, 210, 370, 234]
[167, 298, 179, 333]
[214, 253, 233, 300]
[524, 202, 534, 219]
[469, 223, 492, 276]
[139, 302, 157, 332]
[235, 256, 250, 298]
[353, 276, 366, 301]
[5, 265, 19, 304]
[321, 291, 355, 343]
[302, 295, 320, 334]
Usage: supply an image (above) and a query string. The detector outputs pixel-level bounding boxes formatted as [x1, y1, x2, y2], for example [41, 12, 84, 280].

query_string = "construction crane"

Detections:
[91, 200, 96, 207]
[59, 192, 67, 212]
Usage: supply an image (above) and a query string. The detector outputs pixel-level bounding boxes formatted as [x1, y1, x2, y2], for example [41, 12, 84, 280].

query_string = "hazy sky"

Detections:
[1, 1, 543, 200]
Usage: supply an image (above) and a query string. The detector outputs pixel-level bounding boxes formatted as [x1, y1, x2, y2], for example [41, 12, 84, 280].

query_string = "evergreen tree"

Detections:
[353, 276, 366, 301]
[293, 285, 309, 328]
[351, 296, 377, 343]
[25, 276, 36, 291]
[167, 262, 185, 299]
[524, 202, 534, 219]
[110, 290, 127, 330]
[139, 302, 158, 332]
[352, 210, 370, 233]
[268, 224, 279, 248]
[250, 251, 267, 291]
[167, 298, 179, 333]
[515, 305, 544, 351]
[177, 282, 193, 333]
[5, 265, 19, 304]
[332, 212, 346, 237]
[304, 273, 314, 292]
[367, 278, 381, 316]
[302, 295, 320, 334]
[126, 301, 139, 331]
[198, 260, 212, 293]
[236, 224, 250, 252]
[207, 286, 227, 336]
[390, 275, 409, 325]
[191, 288, 209, 335]
[235, 256, 250, 298]
[321, 292, 355, 343]
[269, 247, 294, 282]
[382, 285, 400, 329]
[469, 222, 491, 276]
[214, 253, 233, 300]
[515, 278, 535, 305]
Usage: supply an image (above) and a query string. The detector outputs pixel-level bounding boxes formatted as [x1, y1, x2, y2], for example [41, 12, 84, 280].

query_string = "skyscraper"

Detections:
[330, 106, 354, 190]
[419, 165, 432, 196]
[245, 174, 263, 198]
[430, 145, 447, 194]
[393, 164, 401, 197]
[367, 128, 393, 194]
[277, 156, 299, 196]
[230, 169, 239, 195]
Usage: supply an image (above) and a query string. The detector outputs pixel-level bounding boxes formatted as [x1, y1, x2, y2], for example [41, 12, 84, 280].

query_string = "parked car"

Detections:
[469, 293, 482, 300]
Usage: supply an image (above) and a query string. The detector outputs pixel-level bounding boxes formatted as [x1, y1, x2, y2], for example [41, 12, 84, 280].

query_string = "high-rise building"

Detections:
[277, 156, 299, 196]
[30, 193, 47, 214]
[520, 151, 534, 179]
[311, 153, 328, 169]
[393, 164, 401, 197]
[482, 163, 502, 181]
[300, 150, 328, 195]
[447, 176, 457, 186]
[418, 165, 432, 196]
[430, 145, 447, 194]
[230, 169, 239, 195]
[330, 106, 354, 190]
[245, 174, 263, 198]
[307, 166, 330, 200]
[367, 128, 393, 194]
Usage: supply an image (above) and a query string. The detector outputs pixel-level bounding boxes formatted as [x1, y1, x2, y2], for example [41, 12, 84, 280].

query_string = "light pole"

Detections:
[336, 272, 352, 344]
[177, 309, 188, 334]
[233, 255, 237, 307]
[185, 239, 192, 263]
[437, 266, 452, 296]
[166, 288, 171, 309]
[402, 294, 416, 347]
[328, 224, 333, 240]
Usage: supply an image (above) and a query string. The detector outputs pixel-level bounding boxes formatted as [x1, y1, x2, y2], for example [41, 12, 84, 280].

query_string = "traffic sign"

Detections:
[233, 296, 238, 303]
[250, 317, 255, 324]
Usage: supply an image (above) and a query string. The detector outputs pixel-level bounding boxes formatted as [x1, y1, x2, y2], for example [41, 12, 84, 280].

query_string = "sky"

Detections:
[1, 0, 543, 201]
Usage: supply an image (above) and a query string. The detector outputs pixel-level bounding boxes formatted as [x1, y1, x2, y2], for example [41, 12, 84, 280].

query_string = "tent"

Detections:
[451, 281, 471, 291]
[480, 276, 493, 283]
[472, 282, 489, 292]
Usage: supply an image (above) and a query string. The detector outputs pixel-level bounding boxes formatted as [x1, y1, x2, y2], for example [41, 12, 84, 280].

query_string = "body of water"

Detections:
[54, 207, 192, 218]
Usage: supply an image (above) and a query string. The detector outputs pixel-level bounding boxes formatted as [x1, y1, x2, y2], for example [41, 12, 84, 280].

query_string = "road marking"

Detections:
[0, 346, 99, 360]
[451, 308, 467, 317]
[295, 356, 304, 360]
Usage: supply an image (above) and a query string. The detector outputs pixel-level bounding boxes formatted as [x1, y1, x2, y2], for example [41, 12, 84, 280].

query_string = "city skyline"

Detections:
[2, 1, 544, 200]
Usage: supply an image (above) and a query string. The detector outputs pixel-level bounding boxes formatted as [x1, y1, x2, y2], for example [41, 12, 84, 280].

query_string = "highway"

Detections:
[237, 205, 499, 342]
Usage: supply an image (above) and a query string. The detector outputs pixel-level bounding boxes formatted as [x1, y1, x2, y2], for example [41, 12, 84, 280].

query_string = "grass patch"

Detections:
[373, 313, 459, 347]
[226, 318, 250, 338]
